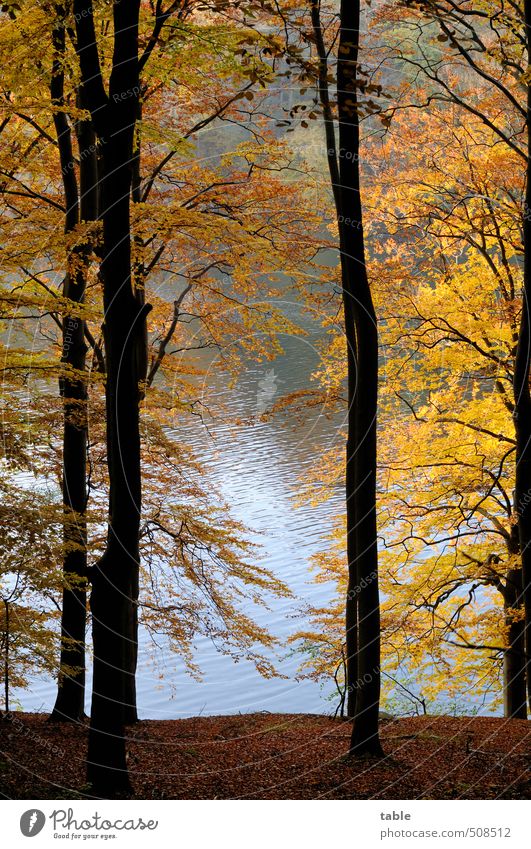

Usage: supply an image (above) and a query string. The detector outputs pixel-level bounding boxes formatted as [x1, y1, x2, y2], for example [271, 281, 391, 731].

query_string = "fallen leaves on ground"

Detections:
[1, 712, 530, 799]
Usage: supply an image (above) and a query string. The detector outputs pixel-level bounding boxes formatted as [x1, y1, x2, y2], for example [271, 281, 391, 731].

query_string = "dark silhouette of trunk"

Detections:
[503, 568, 527, 718]
[311, 0, 359, 722]
[74, 0, 147, 796]
[496, 530, 527, 718]
[337, 0, 382, 755]
[50, 8, 91, 723]
[3, 599, 9, 712]
[120, 98, 146, 726]
[311, 0, 382, 748]
[514, 0, 531, 715]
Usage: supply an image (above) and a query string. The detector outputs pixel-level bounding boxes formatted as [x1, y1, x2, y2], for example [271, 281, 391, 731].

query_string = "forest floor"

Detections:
[1, 712, 530, 799]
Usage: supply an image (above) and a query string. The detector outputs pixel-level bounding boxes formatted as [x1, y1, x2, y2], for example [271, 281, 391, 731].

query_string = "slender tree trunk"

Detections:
[337, 0, 382, 755]
[345, 336, 360, 722]
[4, 599, 9, 713]
[311, 0, 359, 720]
[514, 0, 531, 715]
[311, 0, 382, 743]
[89, 124, 147, 791]
[74, 0, 146, 795]
[50, 8, 89, 723]
[121, 99, 147, 726]
[51, 118, 99, 722]
[503, 566, 527, 718]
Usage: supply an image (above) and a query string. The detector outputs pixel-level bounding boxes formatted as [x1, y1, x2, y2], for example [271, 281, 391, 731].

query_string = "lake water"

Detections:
[15, 297, 346, 718]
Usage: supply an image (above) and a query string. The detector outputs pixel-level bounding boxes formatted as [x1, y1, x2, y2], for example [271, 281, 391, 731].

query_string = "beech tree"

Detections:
[382, 0, 531, 713]
[0, 490, 63, 714]
[50, 3, 98, 723]
[68, 0, 145, 793]
[514, 0, 531, 715]
[294, 5, 531, 719]
[44, 0, 305, 727]
[309, 0, 382, 754]
[0, 0, 323, 793]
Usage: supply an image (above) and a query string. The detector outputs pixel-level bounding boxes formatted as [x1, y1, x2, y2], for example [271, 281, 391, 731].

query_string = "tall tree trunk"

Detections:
[4, 599, 9, 713]
[514, 0, 531, 715]
[50, 7, 89, 723]
[503, 566, 527, 719]
[311, 0, 382, 744]
[311, 0, 359, 721]
[120, 98, 146, 726]
[74, 0, 146, 796]
[337, 0, 382, 755]
[51, 119, 99, 723]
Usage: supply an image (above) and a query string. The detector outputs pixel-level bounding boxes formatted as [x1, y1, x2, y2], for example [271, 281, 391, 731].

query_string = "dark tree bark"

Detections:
[311, 0, 382, 750]
[50, 6, 90, 723]
[74, 0, 148, 796]
[503, 569, 527, 719]
[494, 529, 527, 718]
[311, 0, 359, 723]
[4, 599, 9, 713]
[119, 96, 146, 727]
[514, 0, 531, 715]
[337, 0, 382, 755]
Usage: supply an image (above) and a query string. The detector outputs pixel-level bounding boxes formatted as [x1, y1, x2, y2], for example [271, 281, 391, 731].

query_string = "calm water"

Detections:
[15, 298, 346, 718]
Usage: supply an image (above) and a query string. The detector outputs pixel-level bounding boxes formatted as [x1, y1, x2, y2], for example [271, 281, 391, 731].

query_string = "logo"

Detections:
[20, 809, 46, 837]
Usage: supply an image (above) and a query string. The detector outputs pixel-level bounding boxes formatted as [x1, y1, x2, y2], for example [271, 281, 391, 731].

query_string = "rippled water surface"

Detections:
[16, 301, 346, 718]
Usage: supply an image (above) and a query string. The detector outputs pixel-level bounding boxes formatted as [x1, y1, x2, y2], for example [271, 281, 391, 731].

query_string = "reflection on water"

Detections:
[16, 301, 346, 718]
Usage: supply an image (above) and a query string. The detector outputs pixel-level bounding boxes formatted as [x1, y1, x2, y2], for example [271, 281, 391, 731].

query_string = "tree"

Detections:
[71, 0, 145, 794]
[0, 487, 64, 714]
[50, 2, 98, 723]
[309, 0, 382, 754]
[379, 0, 531, 713]
[0, 0, 322, 765]
[295, 69, 530, 718]
[52, 0, 322, 792]
[381, 0, 531, 715]
[513, 0, 531, 715]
